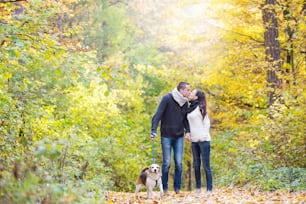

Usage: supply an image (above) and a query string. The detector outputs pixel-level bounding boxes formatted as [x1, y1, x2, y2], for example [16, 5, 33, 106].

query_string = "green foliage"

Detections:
[0, 145, 110, 203]
[86, 1, 133, 60]
[212, 130, 305, 191]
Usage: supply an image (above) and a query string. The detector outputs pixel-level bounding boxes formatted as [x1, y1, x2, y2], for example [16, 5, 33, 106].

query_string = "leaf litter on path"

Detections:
[104, 188, 305, 204]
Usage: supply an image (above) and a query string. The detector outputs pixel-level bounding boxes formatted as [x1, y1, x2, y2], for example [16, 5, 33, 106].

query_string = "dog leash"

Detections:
[152, 140, 155, 164]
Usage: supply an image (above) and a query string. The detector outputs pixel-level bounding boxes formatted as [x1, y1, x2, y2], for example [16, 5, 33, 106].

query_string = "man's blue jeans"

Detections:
[192, 141, 213, 191]
[161, 136, 184, 191]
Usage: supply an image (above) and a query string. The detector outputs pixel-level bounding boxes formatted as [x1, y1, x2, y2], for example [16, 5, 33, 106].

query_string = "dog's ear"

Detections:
[141, 166, 150, 173]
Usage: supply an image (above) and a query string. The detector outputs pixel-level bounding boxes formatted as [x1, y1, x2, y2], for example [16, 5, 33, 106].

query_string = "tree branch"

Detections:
[204, 19, 263, 44]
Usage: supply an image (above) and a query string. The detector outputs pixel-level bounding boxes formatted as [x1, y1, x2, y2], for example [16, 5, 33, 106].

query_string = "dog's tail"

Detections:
[139, 167, 149, 185]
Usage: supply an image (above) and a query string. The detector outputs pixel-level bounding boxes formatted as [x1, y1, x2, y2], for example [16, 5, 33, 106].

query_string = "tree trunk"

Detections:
[262, 0, 282, 107]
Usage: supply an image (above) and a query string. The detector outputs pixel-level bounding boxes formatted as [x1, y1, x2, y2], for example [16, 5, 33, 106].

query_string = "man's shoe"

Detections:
[164, 190, 170, 196]
[206, 190, 212, 195]
[175, 190, 181, 194]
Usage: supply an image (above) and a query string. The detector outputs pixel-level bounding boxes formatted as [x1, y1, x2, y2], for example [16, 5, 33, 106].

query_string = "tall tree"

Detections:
[262, 0, 282, 107]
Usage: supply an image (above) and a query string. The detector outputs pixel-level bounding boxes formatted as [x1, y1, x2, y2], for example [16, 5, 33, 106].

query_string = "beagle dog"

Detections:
[135, 164, 163, 199]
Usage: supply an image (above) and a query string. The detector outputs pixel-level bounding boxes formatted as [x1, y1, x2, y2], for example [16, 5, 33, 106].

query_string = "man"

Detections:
[150, 82, 191, 195]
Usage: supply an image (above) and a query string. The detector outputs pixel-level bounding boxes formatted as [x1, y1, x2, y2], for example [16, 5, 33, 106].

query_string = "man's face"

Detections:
[180, 85, 191, 97]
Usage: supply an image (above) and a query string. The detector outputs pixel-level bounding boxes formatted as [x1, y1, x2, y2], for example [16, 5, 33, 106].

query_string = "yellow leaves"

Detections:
[99, 65, 111, 80]
[0, 72, 12, 85]
[250, 140, 259, 148]
[228, 147, 237, 153]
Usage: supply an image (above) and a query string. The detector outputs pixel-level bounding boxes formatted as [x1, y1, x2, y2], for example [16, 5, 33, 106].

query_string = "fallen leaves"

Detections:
[104, 188, 305, 204]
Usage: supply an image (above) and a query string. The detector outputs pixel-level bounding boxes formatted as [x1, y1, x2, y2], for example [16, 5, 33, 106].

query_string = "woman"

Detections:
[186, 89, 213, 194]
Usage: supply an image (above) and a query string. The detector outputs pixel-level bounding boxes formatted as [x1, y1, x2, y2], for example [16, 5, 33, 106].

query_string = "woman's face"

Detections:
[188, 90, 198, 100]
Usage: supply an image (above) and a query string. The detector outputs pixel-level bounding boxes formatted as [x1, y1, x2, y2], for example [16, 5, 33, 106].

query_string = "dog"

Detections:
[135, 163, 163, 199]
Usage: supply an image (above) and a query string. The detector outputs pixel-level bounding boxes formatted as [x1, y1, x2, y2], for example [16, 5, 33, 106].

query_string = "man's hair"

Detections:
[177, 82, 189, 91]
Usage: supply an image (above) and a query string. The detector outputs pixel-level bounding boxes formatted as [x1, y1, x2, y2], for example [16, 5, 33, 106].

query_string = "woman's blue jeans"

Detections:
[161, 136, 184, 191]
[192, 141, 213, 191]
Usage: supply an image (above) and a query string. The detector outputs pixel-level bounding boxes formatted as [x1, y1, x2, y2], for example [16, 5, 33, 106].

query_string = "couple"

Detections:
[150, 82, 213, 195]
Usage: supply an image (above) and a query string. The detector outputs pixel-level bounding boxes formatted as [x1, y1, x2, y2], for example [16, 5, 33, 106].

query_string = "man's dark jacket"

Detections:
[151, 93, 190, 138]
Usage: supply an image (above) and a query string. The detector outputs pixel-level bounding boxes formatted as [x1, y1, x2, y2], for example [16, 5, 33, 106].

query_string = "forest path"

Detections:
[104, 187, 305, 203]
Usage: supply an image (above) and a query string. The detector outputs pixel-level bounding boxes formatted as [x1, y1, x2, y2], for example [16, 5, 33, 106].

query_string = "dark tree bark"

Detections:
[262, 0, 282, 107]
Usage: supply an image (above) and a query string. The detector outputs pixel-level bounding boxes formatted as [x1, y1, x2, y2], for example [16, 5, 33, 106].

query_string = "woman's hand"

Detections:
[185, 133, 191, 142]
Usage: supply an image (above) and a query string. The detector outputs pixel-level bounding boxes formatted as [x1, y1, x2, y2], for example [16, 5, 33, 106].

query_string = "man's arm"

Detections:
[151, 95, 169, 139]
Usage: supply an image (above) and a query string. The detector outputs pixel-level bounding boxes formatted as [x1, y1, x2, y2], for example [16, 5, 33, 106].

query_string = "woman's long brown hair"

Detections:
[195, 90, 207, 120]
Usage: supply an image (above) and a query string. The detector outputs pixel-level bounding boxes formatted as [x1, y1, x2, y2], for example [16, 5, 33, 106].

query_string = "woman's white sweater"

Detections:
[187, 106, 211, 142]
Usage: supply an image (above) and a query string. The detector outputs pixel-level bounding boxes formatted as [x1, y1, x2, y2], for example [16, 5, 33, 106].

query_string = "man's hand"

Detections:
[150, 133, 156, 140]
[185, 133, 191, 142]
